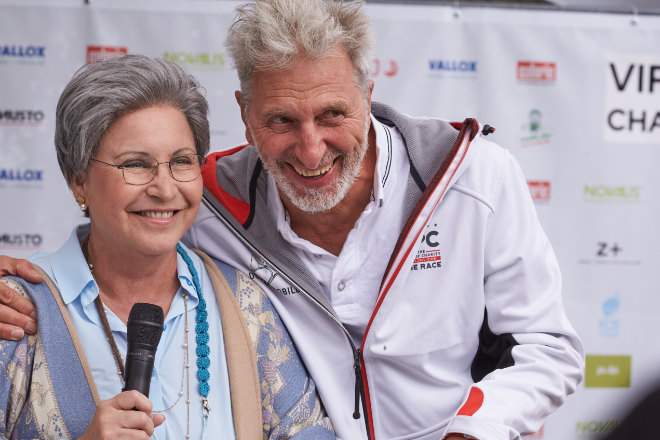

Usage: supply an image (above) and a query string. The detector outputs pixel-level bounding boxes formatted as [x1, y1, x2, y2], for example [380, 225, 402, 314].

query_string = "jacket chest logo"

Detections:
[249, 255, 278, 285]
[411, 224, 442, 271]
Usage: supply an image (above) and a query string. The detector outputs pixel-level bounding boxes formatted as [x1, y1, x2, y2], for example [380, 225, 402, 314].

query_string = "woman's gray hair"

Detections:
[55, 54, 210, 186]
[226, 0, 375, 104]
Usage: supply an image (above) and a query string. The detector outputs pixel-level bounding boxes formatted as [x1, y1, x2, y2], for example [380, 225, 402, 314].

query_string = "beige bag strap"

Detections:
[192, 249, 262, 440]
[32, 266, 102, 404]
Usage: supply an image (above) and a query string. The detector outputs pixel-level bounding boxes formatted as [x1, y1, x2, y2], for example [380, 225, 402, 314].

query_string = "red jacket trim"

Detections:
[457, 387, 484, 416]
[202, 146, 251, 226]
[359, 119, 478, 439]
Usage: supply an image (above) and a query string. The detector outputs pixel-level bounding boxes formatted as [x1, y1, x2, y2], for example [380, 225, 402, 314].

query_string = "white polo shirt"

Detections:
[268, 115, 410, 347]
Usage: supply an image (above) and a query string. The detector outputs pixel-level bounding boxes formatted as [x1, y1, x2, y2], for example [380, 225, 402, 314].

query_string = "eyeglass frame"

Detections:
[90, 153, 208, 185]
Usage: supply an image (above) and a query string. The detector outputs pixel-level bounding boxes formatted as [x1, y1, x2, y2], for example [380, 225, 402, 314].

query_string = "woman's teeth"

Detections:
[140, 211, 174, 218]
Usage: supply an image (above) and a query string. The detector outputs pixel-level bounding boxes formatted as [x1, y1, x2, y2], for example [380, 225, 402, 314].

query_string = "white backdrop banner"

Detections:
[1, 1, 659, 439]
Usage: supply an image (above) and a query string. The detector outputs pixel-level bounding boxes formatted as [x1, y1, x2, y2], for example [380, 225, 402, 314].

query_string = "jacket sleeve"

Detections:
[234, 271, 335, 439]
[445, 150, 585, 440]
[0, 278, 35, 438]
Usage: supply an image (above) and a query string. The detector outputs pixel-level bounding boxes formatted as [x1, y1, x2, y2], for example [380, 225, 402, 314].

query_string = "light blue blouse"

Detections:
[30, 224, 236, 440]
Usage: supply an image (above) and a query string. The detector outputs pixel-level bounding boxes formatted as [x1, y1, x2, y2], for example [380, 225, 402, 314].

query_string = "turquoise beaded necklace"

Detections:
[176, 243, 211, 438]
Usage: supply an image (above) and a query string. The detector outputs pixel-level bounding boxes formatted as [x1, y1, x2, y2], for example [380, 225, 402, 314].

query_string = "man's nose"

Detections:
[295, 122, 326, 169]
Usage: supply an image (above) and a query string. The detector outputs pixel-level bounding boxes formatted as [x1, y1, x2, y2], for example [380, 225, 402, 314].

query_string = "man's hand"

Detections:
[0, 256, 40, 340]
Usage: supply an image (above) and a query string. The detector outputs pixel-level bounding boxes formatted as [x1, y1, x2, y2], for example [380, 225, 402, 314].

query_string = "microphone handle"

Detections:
[122, 347, 156, 397]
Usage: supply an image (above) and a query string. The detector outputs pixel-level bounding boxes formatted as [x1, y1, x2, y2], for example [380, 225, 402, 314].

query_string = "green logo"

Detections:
[576, 420, 618, 436]
[585, 355, 630, 388]
[521, 109, 552, 146]
[163, 52, 226, 71]
[529, 109, 541, 132]
[584, 185, 641, 203]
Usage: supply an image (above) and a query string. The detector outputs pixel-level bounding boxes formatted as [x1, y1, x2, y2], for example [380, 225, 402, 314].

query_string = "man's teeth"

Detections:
[295, 162, 332, 177]
[140, 211, 174, 218]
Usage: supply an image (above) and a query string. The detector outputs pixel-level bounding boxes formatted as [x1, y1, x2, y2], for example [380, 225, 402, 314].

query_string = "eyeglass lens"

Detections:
[121, 154, 203, 184]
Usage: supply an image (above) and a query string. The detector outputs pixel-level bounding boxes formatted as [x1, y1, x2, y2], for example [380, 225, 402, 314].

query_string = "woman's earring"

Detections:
[75, 195, 87, 212]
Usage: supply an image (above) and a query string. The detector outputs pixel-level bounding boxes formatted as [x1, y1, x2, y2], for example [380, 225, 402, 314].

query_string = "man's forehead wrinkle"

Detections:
[260, 78, 351, 97]
[258, 85, 353, 112]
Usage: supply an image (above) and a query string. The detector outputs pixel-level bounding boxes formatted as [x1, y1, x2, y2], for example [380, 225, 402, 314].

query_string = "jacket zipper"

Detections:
[202, 196, 373, 439]
[357, 119, 478, 440]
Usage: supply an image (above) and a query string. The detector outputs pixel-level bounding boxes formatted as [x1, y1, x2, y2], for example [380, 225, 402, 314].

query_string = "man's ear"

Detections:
[235, 90, 247, 124]
[366, 79, 374, 110]
[235, 90, 254, 146]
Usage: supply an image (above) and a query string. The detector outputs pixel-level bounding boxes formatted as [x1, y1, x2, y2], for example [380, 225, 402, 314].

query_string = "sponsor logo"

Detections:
[428, 59, 477, 79]
[0, 168, 44, 189]
[517, 61, 556, 82]
[371, 58, 398, 77]
[596, 241, 622, 257]
[163, 51, 227, 71]
[411, 224, 442, 271]
[0, 233, 43, 250]
[276, 286, 301, 296]
[528, 180, 551, 202]
[248, 255, 277, 286]
[583, 185, 641, 203]
[0, 44, 46, 65]
[0, 169, 44, 182]
[520, 109, 552, 147]
[0, 110, 45, 126]
[86, 45, 128, 64]
[599, 294, 620, 338]
[575, 420, 619, 437]
[0, 45, 45, 58]
[578, 241, 641, 266]
[584, 355, 631, 388]
[604, 54, 660, 143]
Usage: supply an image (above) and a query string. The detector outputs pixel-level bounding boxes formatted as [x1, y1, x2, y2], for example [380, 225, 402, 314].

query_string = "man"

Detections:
[0, 0, 583, 439]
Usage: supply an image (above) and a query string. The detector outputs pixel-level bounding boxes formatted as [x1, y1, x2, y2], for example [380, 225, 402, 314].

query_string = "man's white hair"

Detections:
[226, 0, 375, 105]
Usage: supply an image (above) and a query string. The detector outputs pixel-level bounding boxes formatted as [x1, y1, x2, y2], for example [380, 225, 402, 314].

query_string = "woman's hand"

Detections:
[79, 390, 166, 440]
[0, 256, 39, 340]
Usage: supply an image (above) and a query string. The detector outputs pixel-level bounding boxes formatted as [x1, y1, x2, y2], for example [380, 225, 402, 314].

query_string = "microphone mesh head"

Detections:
[127, 303, 164, 347]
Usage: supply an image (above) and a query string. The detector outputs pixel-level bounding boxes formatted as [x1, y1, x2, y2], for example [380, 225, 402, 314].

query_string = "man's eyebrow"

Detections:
[320, 100, 349, 113]
[261, 108, 291, 120]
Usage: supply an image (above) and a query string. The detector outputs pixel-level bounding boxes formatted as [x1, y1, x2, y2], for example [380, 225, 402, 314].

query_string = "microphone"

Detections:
[123, 303, 164, 397]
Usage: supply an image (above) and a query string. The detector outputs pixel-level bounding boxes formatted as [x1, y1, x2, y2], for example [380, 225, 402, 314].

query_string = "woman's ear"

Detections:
[70, 172, 87, 197]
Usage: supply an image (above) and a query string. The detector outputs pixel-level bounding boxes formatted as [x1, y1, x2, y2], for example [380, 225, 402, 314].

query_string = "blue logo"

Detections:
[0, 45, 45, 58]
[0, 45, 46, 65]
[599, 294, 620, 338]
[0, 169, 43, 181]
[429, 59, 478, 78]
[0, 169, 44, 188]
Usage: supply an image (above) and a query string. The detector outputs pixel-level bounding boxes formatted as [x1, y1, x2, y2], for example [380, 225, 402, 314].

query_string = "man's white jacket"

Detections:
[185, 102, 585, 440]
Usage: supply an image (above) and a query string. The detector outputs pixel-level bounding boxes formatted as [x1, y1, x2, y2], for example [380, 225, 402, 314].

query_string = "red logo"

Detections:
[86, 46, 128, 64]
[517, 61, 556, 82]
[371, 59, 398, 77]
[528, 180, 551, 201]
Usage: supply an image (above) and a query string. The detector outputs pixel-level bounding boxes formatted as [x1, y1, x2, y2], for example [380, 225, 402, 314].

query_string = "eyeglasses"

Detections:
[92, 154, 207, 185]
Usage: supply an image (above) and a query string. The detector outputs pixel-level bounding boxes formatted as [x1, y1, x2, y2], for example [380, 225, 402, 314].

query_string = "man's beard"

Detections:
[257, 120, 370, 214]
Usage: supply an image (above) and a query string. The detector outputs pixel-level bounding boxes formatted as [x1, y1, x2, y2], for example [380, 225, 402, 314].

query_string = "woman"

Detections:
[0, 55, 333, 439]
